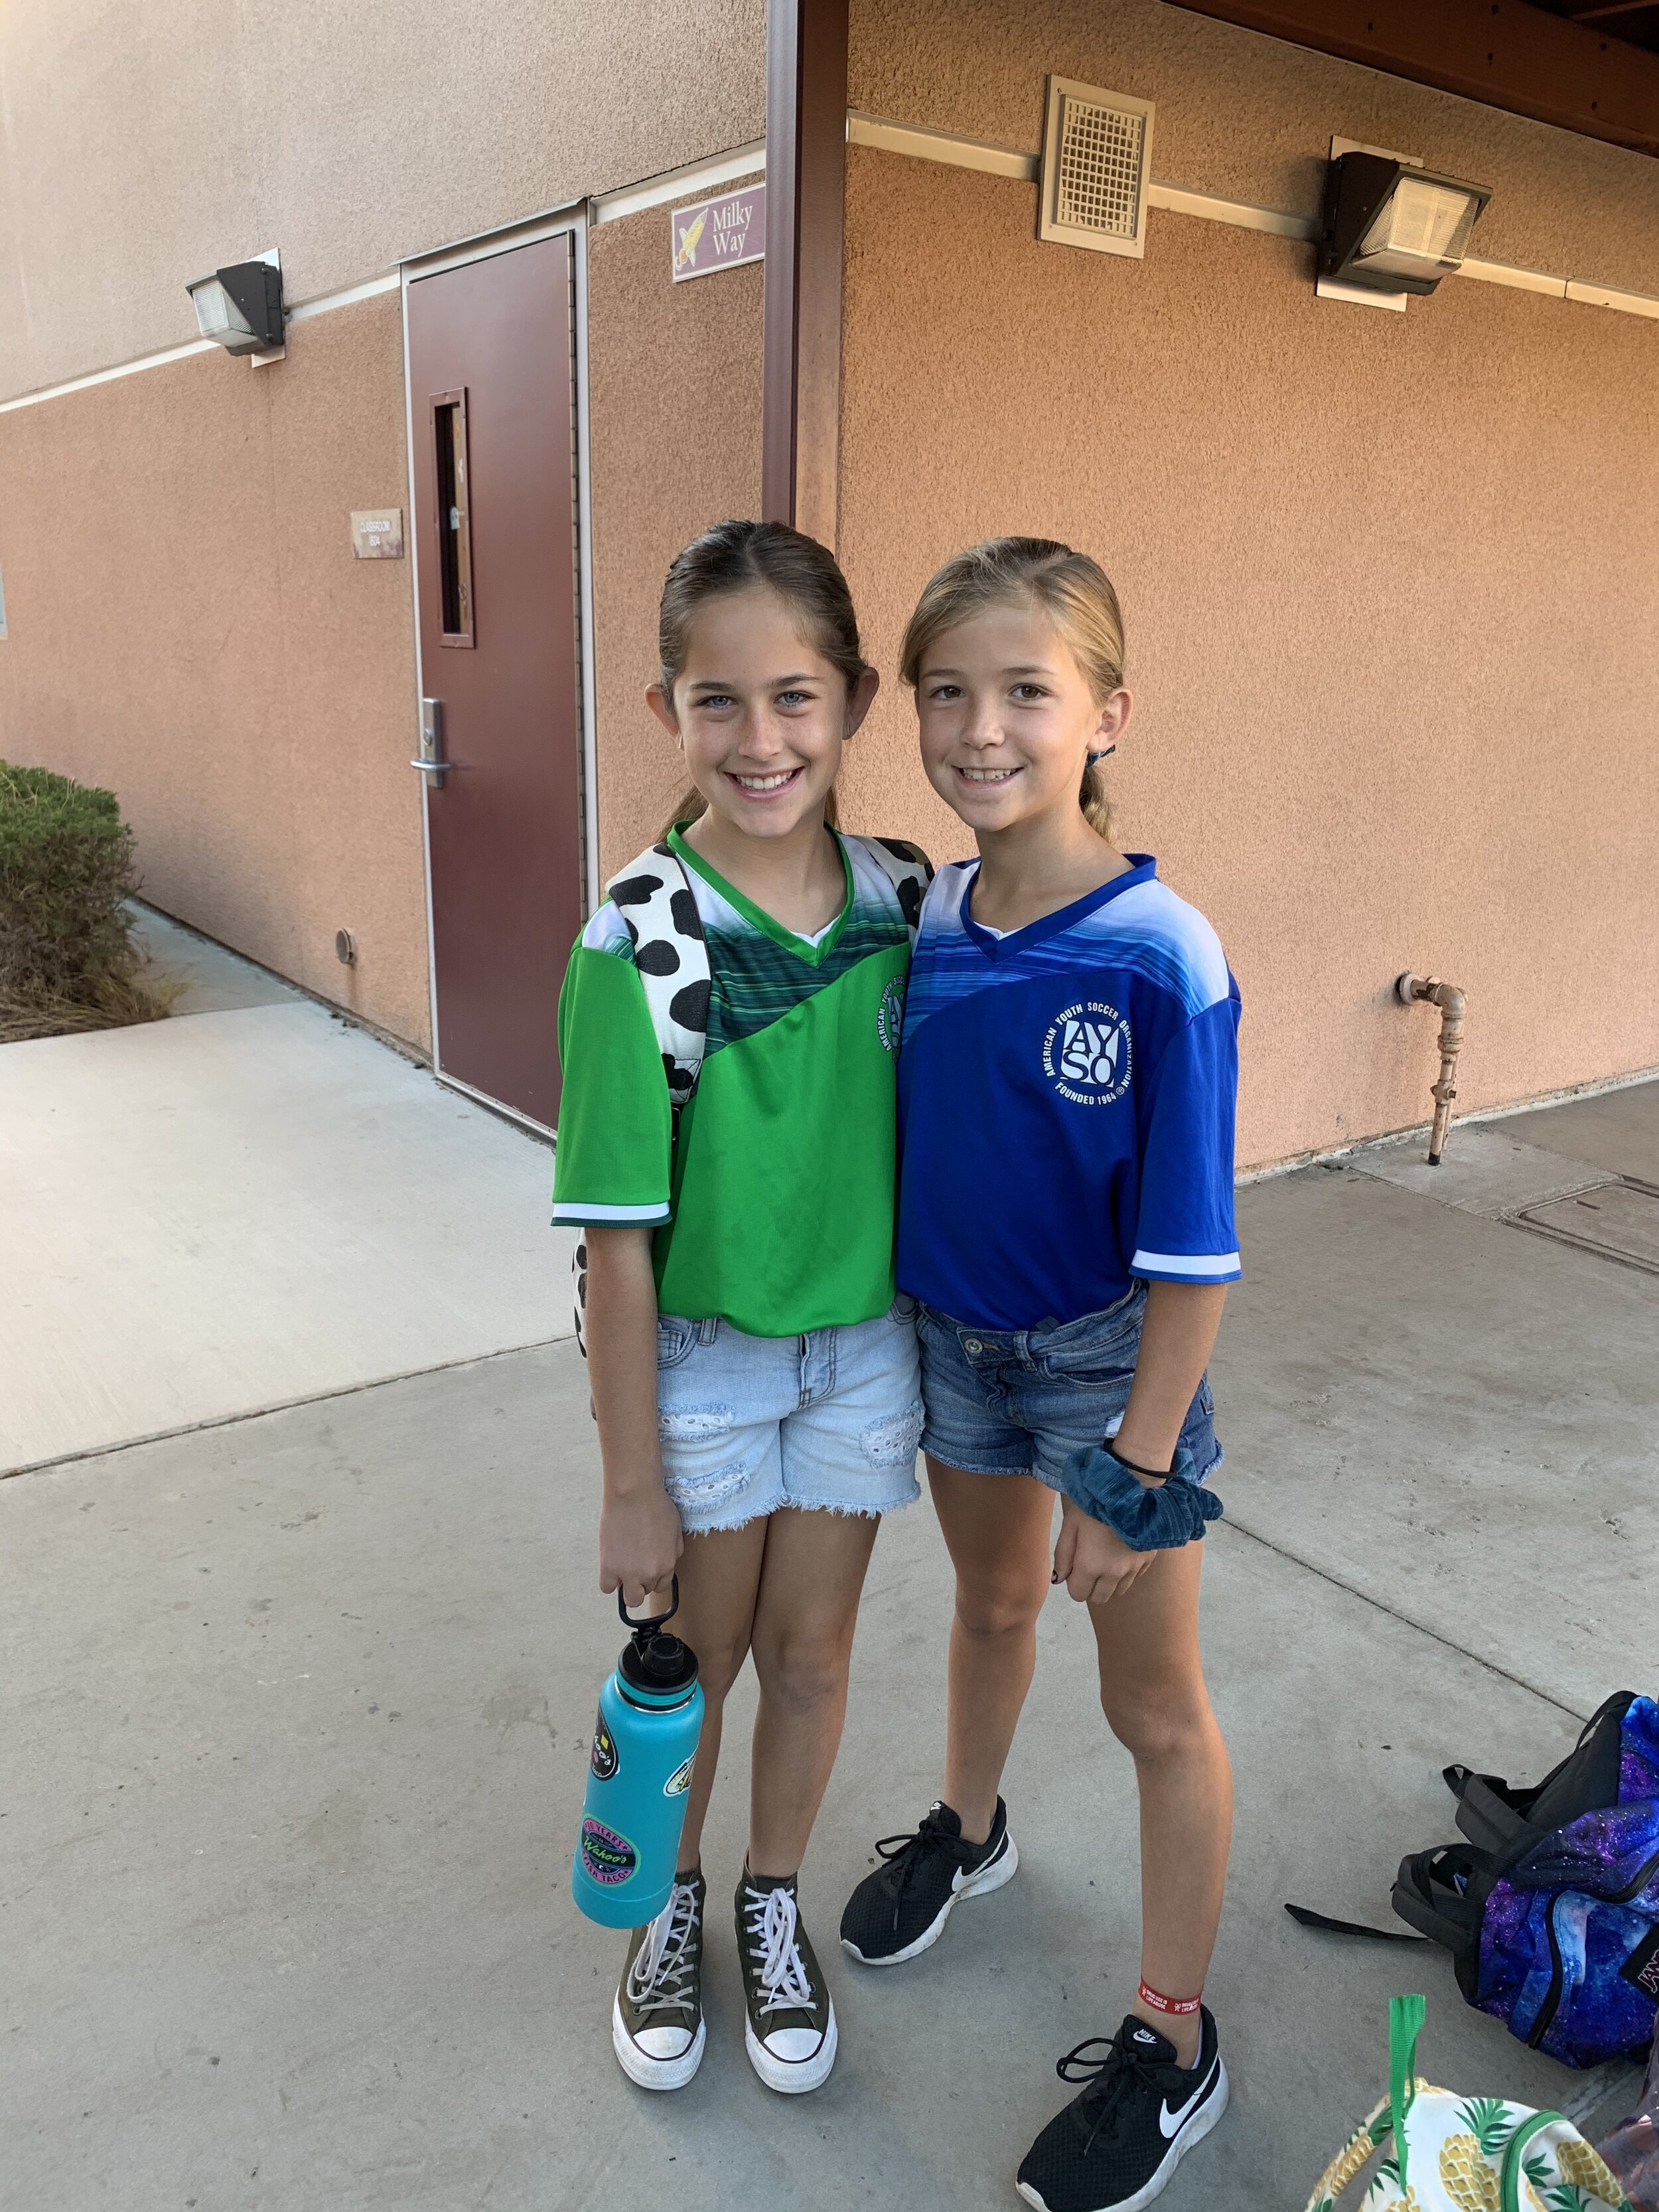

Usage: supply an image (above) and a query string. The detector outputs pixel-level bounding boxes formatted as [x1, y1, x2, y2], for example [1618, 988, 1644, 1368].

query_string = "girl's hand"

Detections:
[599, 1485, 685, 1610]
[1052, 1493, 1161, 1606]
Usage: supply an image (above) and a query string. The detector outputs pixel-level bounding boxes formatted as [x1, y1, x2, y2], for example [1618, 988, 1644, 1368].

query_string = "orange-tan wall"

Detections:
[837, 0, 1659, 1169]
[0, 294, 430, 1046]
[587, 208, 765, 881]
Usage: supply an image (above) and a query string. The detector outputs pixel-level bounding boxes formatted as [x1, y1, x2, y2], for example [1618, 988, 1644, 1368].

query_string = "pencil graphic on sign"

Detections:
[674, 211, 707, 271]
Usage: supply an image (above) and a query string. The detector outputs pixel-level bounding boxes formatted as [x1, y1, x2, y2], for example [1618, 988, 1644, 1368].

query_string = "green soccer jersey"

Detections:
[552, 827, 919, 1337]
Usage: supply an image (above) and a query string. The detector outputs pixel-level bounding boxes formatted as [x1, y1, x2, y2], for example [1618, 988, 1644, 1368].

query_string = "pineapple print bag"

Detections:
[1304, 1993, 1633, 2212]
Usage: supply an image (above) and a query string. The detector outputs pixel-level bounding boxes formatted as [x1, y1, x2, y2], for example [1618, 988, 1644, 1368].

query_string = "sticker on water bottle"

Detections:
[664, 1755, 695, 1797]
[579, 1817, 638, 1885]
[590, 1715, 618, 1781]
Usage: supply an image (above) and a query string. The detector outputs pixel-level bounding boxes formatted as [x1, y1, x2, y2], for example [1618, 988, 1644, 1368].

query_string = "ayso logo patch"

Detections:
[1041, 1001, 1132, 1105]
[877, 974, 906, 1055]
[579, 1817, 638, 1886]
[664, 1754, 695, 1797]
[589, 1714, 618, 1781]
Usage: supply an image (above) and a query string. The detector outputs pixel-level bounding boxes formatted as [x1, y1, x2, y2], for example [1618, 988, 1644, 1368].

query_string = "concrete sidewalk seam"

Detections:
[1218, 1517, 1591, 1724]
[0, 1333, 572, 1481]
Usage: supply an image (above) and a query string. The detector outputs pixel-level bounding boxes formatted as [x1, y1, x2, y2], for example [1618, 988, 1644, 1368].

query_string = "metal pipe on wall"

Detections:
[1396, 972, 1468, 1165]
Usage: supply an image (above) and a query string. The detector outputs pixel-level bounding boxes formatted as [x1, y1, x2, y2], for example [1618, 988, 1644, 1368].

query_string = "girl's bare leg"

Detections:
[746, 1507, 881, 1876]
[662, 1518, 770, 1873]
[1088, 1540, 1232, 2067]
[926, 1459, 1056, 1844]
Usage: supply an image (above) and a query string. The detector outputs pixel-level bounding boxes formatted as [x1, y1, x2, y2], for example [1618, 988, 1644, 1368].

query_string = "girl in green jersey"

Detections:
[553, 521, 930, 2097]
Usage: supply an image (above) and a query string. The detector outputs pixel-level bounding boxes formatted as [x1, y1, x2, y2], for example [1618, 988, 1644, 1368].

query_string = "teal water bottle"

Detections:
[572, 1580, 703, 1929]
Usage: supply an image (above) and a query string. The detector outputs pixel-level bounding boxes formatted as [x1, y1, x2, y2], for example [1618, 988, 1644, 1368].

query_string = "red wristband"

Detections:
[1137, 1979, 1201, 2017]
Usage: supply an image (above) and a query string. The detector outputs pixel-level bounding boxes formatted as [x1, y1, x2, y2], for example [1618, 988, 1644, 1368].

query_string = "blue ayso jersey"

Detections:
[896, 856, 1242, 1331]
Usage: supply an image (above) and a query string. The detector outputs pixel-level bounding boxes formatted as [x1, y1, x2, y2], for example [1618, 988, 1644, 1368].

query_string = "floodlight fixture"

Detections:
[1321, 153, 1490, 298]
[186, 256, 285, 355]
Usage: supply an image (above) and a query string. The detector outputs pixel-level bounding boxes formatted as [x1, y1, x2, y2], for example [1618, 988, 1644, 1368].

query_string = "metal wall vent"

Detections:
[1039, 76, 1154, 259]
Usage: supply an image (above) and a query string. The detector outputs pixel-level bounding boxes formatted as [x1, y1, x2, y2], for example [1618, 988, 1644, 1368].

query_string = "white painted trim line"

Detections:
[287, 269, 402, 321]
[399, 264, 444, 1082]
[1457, 257, 1567, 299]
[848, 111, 1037, 181]
[0, 336, 216, 414]
[592, 141, 765, 226]
[1148, 180, 1315, 242]
[572, 221, 603, 919]
[403, 204, 585, 281]
[847, 111, 1659, 325]
[1565, 277, 1659, 320]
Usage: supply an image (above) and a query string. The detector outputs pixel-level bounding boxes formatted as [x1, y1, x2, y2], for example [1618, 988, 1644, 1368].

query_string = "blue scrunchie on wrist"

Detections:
[1060, 1441, 1222, 1550]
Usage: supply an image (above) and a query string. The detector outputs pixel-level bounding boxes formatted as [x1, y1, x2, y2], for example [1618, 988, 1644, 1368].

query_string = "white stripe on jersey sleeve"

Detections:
[1131, 1247, 1242, 1279]
[551, 1199, 672, 1224]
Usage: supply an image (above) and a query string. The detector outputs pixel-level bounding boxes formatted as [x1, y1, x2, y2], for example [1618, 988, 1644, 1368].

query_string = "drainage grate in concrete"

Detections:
[1514, 1179, 1659, 1274]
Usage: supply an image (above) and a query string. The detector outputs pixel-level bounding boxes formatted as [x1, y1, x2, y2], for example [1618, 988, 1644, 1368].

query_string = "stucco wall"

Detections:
[851, 0, 1659, 295]
[587, 208, 765, 881]
[0, 0, 765, 398]
[836, 2, 1659, 1167]
[0, 295, 431, 1047]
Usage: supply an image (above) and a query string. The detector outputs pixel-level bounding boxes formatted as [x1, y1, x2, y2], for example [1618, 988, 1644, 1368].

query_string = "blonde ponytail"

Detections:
[1079, 759, 1113, 842]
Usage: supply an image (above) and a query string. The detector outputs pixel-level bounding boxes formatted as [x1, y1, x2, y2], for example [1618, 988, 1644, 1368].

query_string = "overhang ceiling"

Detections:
[1171, 1, 1659, 155]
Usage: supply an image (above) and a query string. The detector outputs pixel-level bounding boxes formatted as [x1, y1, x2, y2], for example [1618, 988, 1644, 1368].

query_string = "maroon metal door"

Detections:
[407, 234, 583, 1128]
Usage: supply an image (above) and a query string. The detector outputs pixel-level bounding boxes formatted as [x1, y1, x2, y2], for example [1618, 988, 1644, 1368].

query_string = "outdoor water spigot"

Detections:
[1396, 974, 1467, 1165]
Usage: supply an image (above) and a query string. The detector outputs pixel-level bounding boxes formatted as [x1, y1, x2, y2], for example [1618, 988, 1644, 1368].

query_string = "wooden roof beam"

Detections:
[1170, 1, 1659, 155]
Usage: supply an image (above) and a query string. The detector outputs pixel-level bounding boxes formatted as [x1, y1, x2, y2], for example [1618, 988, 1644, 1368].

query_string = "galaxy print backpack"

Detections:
[1292, 1692, 1659, 2071]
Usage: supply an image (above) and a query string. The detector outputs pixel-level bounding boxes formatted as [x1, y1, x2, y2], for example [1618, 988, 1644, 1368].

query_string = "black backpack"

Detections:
[1290, 1690, 1659, 2069]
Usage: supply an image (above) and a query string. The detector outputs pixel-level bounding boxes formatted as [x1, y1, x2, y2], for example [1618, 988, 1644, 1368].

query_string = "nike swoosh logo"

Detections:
[952, 1838, 1004, 1891]
[1159, 2055, 1220, 2138]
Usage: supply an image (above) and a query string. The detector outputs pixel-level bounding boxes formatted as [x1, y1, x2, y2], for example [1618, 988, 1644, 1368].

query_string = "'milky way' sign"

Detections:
[670, 184, 766, 281]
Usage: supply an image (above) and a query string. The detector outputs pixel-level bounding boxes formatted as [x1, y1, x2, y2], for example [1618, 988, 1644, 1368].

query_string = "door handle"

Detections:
[411, 697, 447, 788]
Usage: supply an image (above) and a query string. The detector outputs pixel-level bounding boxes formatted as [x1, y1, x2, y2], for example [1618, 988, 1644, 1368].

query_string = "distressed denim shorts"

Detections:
[656, 1297, 924, 1536]
[916, 1282, 1220, 1495]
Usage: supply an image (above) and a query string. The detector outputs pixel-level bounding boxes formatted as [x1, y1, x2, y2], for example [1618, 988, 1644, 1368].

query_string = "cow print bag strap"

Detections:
[605, 842, 713, 1108]
[844, 833, 934, 944]
[571, 844, 711, 1363]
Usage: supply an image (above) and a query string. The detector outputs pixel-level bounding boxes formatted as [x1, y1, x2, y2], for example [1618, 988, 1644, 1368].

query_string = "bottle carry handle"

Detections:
[618, 1577, 680, 1633]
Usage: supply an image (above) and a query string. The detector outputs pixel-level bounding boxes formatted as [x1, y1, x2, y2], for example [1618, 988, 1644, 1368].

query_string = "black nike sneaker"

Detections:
[1016, 2009, 1228, 2212]
[839, 1799, 1018, 1964]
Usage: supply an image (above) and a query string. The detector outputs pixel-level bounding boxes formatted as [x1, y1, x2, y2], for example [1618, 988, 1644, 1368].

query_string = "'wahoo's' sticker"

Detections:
[1623, 1923, 1659, 2001]
[589, 1715, 618, 1781]
[579, 1818, 638, 1885]
[664, 1755, 695, 1797]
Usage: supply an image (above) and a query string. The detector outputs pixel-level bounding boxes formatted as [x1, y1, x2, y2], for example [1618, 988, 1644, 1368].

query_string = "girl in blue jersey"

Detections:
[839, 540, 1239, 2212]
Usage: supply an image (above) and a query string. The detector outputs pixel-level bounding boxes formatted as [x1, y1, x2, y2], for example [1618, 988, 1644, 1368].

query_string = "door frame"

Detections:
[399, 204, 600, 1137]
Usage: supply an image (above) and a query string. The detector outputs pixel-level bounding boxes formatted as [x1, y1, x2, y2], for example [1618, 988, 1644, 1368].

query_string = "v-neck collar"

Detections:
[961, 853, 1157, 961]
[668, 824, 854, 966]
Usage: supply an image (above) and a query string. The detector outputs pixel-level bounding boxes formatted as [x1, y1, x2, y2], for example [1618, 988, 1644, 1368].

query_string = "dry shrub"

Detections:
[0, 761, 177, 1042]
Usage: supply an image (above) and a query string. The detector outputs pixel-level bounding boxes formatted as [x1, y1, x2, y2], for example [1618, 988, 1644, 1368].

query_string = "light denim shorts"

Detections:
[656, 1298, 924, 1536]
[916, 1283, 1220, 1495]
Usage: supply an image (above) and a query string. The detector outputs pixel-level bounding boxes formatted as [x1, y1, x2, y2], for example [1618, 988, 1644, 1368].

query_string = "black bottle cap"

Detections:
[620, 1628, 699, 1694]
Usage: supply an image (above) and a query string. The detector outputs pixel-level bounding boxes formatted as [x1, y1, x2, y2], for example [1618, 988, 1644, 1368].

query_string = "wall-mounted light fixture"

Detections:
[1321, 152, 1490, 302]
[185, 250, 285, 358]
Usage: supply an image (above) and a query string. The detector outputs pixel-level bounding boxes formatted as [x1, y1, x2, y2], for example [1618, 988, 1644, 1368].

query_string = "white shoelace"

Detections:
[742, 1882, 816, 2016]
[626, 1880, 700, 2016]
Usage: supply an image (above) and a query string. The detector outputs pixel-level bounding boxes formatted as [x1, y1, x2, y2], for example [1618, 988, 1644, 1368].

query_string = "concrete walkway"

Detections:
[2, 938, 1654, 2211]
[0, 908, 571, 1471]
